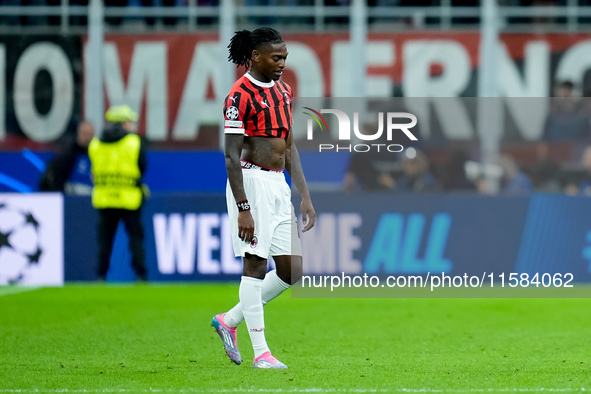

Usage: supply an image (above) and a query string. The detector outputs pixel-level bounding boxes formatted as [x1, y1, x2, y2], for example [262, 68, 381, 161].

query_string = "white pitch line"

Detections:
[0, 286, 39, 298]
[0, 389, 587, 393]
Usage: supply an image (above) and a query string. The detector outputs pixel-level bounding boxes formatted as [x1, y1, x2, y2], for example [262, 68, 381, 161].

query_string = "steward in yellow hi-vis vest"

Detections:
[89, 132, 142, 210]
[90, 105, 148, 282]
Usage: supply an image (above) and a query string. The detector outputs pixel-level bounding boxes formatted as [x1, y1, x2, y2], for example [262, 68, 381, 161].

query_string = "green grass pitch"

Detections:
[1, 284, 591, 392]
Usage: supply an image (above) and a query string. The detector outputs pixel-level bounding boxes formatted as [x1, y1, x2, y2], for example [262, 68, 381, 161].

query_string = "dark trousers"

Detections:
[97, 208, 147, 280]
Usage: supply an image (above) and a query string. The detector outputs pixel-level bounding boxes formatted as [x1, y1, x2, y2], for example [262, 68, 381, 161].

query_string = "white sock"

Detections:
[224, 270, 290, 328]
[239, 276, 269, 359]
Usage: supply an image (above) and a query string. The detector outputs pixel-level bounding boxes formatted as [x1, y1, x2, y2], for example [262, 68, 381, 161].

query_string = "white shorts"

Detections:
[226, 166, 302, 259]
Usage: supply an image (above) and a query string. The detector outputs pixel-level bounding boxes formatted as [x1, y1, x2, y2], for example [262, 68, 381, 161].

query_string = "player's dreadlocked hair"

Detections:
[227, 27, 284, 70]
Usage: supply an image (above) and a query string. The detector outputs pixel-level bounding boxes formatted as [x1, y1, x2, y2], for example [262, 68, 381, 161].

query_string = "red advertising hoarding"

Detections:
[2, 32, 591, 149]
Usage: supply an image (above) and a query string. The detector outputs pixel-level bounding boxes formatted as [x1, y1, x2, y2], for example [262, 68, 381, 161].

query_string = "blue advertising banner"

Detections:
[62, 193, 591, 283]
[299, 194, 531, 278]
[64, 194, 243, 282]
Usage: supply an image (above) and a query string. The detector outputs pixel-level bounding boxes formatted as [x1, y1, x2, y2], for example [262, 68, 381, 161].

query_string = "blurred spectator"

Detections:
[368, 0, 431, 28]
[395, 149, 439, 193]
[450, 0, 479, 26]
[246, 0, 297, 4]
[542, 81, 588, 141]
[0, 0, 21, 26]
[577, 94, 591, 140]
[344, 149, 398, 192]
[571, 146, 591, 196]
[565, 95, 591, 162]
[19, 0, 48, 26]
[555, 80, 575, 97]
[371, 0, 400, 4]
[324, 0, 349, 25]
[532, 0, 561, 25]
[499, 155, 534, 195]
[343, 122, 402, 193]
[70, 0, 89, 26]
[245, 0, 298, 25]
[513, 0, 564, 26]
[439, 149, 477, 192]
[525, 142, 562, 192]
[39, 121, 95, 195]
[139, 0, 178, 26]
[45, 0, 62, 26]
[184, 0, 219, 25]
[105, 0, 127, 26]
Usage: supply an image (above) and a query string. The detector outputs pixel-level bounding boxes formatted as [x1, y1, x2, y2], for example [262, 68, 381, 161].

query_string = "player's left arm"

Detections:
[285, 130, 316, 232]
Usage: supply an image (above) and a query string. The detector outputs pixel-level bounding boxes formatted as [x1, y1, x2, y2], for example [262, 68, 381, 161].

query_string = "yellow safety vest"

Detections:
[88, 133, 143, 210]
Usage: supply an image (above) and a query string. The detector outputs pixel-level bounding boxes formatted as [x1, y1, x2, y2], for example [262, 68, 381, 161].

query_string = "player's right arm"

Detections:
[225, 134, 255, 243]
[223, 89, 255, 243]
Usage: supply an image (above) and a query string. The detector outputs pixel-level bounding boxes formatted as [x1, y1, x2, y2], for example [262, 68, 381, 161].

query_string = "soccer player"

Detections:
[211, 27, 316, 369]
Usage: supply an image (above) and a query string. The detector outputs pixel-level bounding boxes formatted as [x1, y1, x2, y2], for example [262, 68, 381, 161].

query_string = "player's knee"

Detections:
[243, 265, 267, 279]
[277, 257, 302, 286]
[243, 254, 267, 279]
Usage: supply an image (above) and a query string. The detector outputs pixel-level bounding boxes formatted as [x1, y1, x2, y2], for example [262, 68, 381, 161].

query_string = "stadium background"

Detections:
[2, 1, 591, 284]
[3, 2, 591, 392]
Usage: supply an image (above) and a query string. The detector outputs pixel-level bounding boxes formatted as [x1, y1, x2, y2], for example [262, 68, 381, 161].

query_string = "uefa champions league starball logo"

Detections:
[0, 203, 43, 284]
[225, 106, 239, 120]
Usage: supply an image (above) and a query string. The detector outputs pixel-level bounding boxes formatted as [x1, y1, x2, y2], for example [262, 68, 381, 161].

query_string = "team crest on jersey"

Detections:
[250, 236, 258, 248]
[283, 92, 291, 105]
[225, 106, 239, 120]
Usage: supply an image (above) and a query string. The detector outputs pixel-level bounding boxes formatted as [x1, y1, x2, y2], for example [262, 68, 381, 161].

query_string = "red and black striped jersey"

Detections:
[223, 73, 293, 139]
